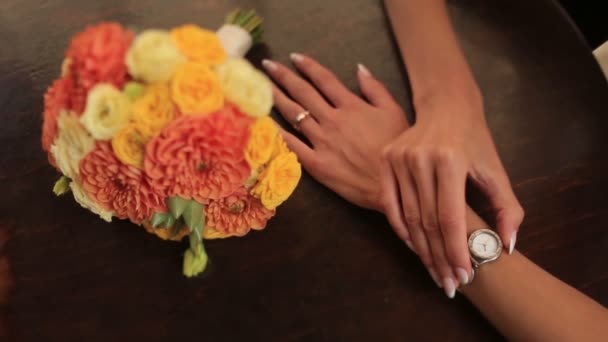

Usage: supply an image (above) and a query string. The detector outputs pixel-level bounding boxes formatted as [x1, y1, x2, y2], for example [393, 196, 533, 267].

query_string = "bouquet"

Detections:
[41, 10, 302, 277]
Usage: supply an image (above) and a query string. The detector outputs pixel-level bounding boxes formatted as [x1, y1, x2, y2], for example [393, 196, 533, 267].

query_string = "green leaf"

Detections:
[151, 212, 169, 228]
[164, 215, 176, 229]
[183, 201, 204, 229]
[53, 176, 71, 196]
[123, 81, 145, 101]
[167, 197, 190, 219]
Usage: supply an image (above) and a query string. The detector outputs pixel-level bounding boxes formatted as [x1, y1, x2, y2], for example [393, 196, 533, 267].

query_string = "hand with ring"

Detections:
[262, 53, 409, 213]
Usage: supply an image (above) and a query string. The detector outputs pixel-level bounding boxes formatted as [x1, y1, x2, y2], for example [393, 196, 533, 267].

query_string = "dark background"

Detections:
[558, 0, 608, 48]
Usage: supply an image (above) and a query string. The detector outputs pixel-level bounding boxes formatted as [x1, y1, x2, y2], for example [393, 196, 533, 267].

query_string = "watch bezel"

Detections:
[468, 228, 503, 262]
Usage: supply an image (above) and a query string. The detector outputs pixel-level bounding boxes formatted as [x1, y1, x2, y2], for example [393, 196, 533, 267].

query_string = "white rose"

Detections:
[51, 111, 95, 181]
[70, 181, 113, 222]
[216, 58, 272, 117]
[126, 30, 186, 83]
[80, 83, 131, 140]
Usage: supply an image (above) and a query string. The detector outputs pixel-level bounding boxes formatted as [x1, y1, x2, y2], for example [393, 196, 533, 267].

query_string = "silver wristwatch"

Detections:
[467, 228, 503, 281]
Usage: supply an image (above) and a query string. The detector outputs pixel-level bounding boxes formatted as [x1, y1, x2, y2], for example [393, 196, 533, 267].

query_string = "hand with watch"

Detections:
[263, 52, 608, 342]
[466, 228, 502, 283]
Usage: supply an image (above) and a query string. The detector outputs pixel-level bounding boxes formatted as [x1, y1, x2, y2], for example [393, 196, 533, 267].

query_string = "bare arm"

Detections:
[380, 0, 524, 299]
[463, 208, 608, 341]
[383, 0, 480, 108]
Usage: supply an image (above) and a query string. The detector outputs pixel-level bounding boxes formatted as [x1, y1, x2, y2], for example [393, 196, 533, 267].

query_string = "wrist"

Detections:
[413, 80, 484, 123]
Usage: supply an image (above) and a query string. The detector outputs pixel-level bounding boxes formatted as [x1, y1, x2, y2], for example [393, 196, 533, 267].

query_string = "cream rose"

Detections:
[51, 111, 95, 181]
[70, 181, 113, 222]
[216, 58, 273, 117]
[80, 83, 131, 140]
[126, 30, 186, 83]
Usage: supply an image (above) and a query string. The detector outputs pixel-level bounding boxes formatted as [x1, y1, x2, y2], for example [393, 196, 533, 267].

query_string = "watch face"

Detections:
[469, 229, 502, 260]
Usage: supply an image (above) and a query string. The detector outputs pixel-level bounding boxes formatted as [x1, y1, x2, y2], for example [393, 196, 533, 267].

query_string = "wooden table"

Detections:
[1, 0, 607, 340]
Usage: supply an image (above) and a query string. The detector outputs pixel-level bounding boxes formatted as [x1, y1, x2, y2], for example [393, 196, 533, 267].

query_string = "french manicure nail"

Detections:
[443, 278, 456, 299]
[455, 267, 469, 285]
[357, 63, 372, 77]
[289, 52, 304, 63]
[509, 232, 517, 255]
[405, 239, 415, 252]
[261, 59, 277, 71]
[428, 268, 442, 288]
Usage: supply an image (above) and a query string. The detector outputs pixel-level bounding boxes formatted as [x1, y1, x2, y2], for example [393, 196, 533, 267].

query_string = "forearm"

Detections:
[384, 0, 481, 112]
[461, 208, 608, 341]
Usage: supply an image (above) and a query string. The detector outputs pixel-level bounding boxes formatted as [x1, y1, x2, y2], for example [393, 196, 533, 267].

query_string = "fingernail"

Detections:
[405, 239, 415, 252]
[357, 63, 372, 77]
[509, 232, 517, 255]
[261, 59, 277, 72]
[455, 267, 469, 285]
[443, 278, 456, 299]
[428, 268, 441, 288]
[289, 52, 304, 63]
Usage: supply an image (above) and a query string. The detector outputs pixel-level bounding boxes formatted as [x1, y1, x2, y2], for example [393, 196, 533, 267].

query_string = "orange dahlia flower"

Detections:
[42, 76, 73, 166]
[66, 22, 134, 114]
[144, 105, 253, 202]
[205, 187, 275, 238]
[80, 142, 165, 224]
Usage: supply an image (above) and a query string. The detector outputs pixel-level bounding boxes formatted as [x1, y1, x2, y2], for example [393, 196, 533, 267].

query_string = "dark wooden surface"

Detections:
[1, 0, 607, 340]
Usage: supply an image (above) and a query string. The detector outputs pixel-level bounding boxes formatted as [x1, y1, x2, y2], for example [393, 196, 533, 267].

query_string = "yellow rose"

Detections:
[70, 180, 114, 222]
[246, 116, 279, 169]
[252, 152, 302, 209]
[81, 83, 131, 140]
[216, 58, 273, 117]
[171, 62, 224, 115]
[272, 133, 291, 159]
[171, 24, 227, 65]
[131, 82, 175, 138]
[126, 30, 186, 83]
[111, 124, 147, 168]
[50, 111, 95, 181]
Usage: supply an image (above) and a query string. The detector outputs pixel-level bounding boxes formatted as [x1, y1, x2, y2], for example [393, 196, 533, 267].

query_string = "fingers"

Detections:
[281, 129, 318, 174]
[262, 59, 332, 120]
[289, 53, 363, 108]
[379, 151, 409, 242]
[409, 156, 457, 298]
[436, 157, 471, 284]
[477, 164, 524, 254]
[357, 64, 401, 111]
[272, 85, 322, 142]
[391, 157, 432, 265]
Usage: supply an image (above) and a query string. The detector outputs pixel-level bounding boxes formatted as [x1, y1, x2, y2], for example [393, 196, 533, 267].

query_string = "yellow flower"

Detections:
[50, 111, 95, 181]
[131, 82, 175, 138]
[272, 133, 291, 159]
[80, 83, 131, 140]
[70, 180, 114, 222]
[252, 152, 302, 209]
[216, 58, 273, 117]
[111, 124, 147, 168]
[246, 117, 279, 169]
[171, 24, 227, 65]
[171, 62, 224, 115]
[126, 30, 186, 83]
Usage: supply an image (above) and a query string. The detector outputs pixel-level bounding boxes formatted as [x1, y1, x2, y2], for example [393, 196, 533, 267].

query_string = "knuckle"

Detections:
[403, 210, 422, 229]
[406, 148, 427, 169]
[434, 147, 457, 165]
[438, 213, 462, 231]
[422, 218, 440, 234]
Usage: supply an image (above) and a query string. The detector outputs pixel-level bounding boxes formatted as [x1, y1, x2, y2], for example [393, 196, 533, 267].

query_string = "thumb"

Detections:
[477, 168, 524, 254]
[357, 63, 400, 111]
